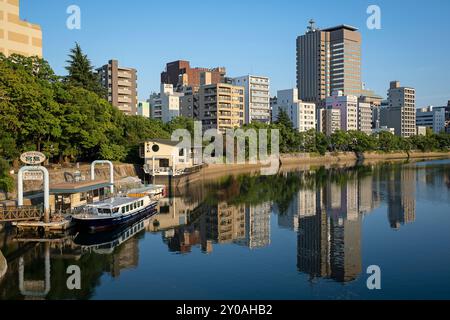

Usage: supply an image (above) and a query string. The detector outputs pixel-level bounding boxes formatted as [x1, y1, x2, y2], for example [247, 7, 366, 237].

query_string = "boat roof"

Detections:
[126, 185, 165, 194]
[88, 197, 144, 209]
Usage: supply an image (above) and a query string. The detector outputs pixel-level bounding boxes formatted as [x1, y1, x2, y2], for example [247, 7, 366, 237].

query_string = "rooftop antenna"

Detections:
[307, 19, 317, 33]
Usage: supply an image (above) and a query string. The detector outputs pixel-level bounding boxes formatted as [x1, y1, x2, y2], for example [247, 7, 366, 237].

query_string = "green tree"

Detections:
[0, 158, 14, 198]
[65, 43, 105, 97]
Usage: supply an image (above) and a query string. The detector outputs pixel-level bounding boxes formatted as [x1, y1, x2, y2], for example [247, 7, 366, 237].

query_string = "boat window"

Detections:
[126, 205, 130, 212]
[113, 208, 120, 214]
[122, 207, 125, 214]
[141, 200, 144, 206]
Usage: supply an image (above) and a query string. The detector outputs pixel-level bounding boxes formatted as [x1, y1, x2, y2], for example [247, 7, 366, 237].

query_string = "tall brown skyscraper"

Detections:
[97, 60, 138, 116]
[296, 20, 362, 105]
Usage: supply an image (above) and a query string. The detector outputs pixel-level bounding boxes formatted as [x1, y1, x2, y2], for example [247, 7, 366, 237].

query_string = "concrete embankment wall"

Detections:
[0, 250, 6, 281]
[280, 151, 450, 166]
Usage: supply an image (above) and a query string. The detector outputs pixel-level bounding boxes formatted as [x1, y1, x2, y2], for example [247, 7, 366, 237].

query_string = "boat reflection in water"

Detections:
[74, 209, 157, 254]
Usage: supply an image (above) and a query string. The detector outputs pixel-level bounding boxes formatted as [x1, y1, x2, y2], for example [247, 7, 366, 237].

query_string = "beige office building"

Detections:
[296, 20, 362, 105]
[381, 81, 416, 137]
[198, 83, 245, 132]
[97, 60, 138, 116]
[0, 0, 42, 57]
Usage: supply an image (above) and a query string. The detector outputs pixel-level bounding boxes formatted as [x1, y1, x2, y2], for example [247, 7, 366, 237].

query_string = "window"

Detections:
[152, 144, 160, 152]
[122, 207, 126, 214]
[179, 148, 184, 157]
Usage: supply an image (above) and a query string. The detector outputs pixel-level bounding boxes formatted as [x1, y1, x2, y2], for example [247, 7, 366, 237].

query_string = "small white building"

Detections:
[149, 84, 184, 123]
[272, 88, 316, 132]
[141, 139, 202, 176]
[232, 75, 271, 124]
[416, 126, 427, 136]
[137, 101, 150, 118]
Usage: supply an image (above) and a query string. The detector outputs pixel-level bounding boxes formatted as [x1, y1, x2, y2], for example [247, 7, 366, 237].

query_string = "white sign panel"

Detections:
[20, 152, 46, 165]
[23, 171, 44, 181]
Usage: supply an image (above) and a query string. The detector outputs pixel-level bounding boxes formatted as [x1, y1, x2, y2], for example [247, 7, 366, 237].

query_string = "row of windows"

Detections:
[121, 200, 145, 214]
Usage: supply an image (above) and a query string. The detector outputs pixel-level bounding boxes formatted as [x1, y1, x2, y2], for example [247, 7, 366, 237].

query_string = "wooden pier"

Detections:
[1, 206, 74, 233]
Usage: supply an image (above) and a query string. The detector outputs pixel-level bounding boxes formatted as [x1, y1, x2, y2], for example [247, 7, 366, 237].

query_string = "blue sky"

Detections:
[22, 0, 450, 106]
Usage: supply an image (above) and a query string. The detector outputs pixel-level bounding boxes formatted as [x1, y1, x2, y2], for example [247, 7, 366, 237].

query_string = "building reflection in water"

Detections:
[163, 201, 272, 254]
[386, 167, 416, 229]
[297, 179, 362, 283]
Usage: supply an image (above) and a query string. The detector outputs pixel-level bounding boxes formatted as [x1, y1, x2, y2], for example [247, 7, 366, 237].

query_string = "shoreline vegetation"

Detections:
[1, 46, 450, 197]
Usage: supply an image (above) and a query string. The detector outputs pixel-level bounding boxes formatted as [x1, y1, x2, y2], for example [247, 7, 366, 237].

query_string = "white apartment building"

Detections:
[416, 106, 446, 133]
[272, 89, 316, 132]
[149, 84, 184, 123]
[326, 90, 358, 131]
[232, 75, 271, 124]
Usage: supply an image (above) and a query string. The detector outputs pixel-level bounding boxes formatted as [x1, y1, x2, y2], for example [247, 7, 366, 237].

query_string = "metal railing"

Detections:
[0, 206, 43, 222]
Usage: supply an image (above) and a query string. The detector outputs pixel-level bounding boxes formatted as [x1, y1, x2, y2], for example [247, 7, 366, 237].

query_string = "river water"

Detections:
[1, 159, 449, 300]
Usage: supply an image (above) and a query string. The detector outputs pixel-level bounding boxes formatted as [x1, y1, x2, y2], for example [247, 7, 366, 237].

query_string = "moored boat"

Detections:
[71, 195, 157, 233]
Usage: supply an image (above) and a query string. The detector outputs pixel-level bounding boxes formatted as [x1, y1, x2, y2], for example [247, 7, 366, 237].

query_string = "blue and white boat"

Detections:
[71, 195, 157, 232]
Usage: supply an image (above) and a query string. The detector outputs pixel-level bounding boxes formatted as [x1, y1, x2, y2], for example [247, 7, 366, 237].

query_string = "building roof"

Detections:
[50, 180, 113, 194]
[322, 25, 359, 32]
[147, 139, 182, 147]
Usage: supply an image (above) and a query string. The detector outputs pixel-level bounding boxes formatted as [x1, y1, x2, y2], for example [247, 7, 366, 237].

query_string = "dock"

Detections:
[13, 218, 74, 233]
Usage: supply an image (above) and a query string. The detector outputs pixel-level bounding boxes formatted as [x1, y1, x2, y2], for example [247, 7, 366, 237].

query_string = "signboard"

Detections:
[23, 171, 44, 181]
[20, 152, 46, 165]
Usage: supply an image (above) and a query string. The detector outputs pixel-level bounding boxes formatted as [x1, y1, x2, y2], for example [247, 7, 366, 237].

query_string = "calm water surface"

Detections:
[1, 159, 450, 300]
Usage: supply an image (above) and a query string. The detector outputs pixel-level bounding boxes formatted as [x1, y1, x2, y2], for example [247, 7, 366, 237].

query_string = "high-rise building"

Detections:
[380, 81, 416, 137]
[149, 84, 184, 123]
[0, 0, 42, 57]
[198, 83, 245, 132]
[231, 75, 271, 124]
[161, 60, 226, 89]
[272, 88, 316, 132]
[325, 90, 358, 131]
[296, 20, 362, 105]
[416, 106, 446, 134]
[97, 60, 138, 115]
